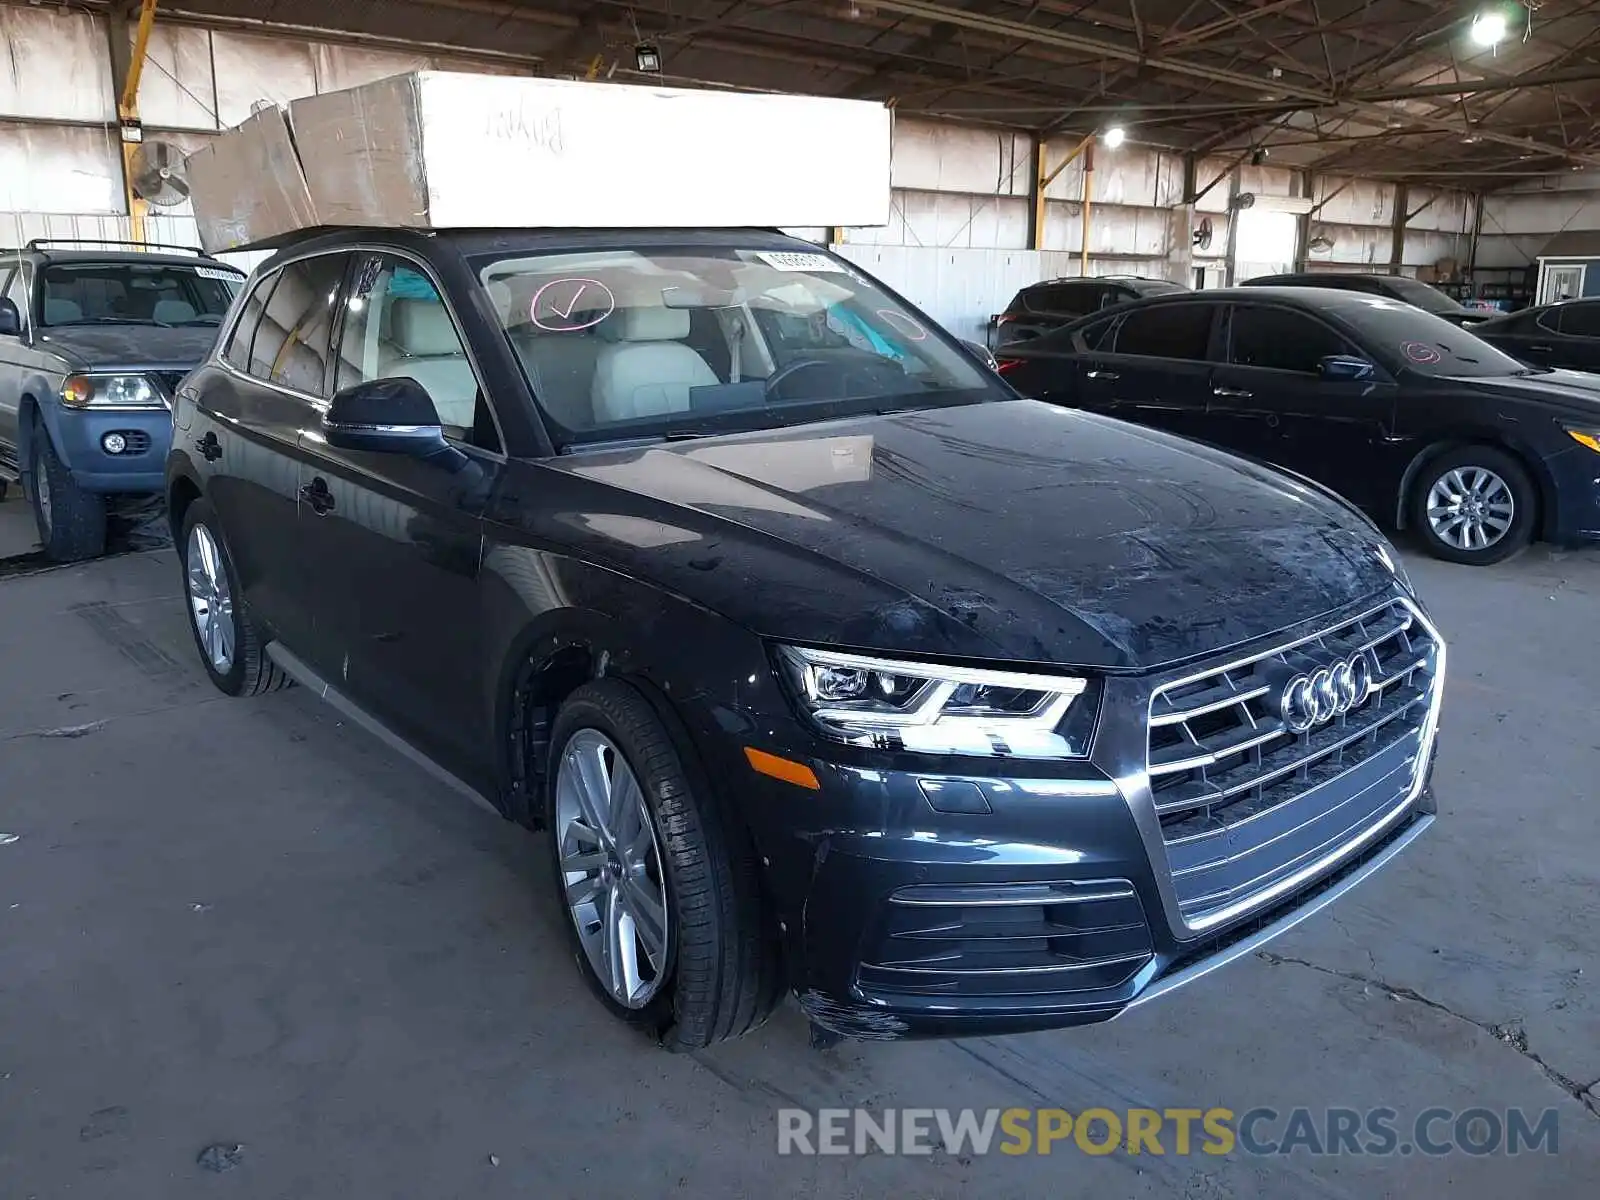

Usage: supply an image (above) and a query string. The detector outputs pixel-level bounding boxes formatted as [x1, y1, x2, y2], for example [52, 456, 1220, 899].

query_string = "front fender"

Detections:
[16, 372, 65, 474]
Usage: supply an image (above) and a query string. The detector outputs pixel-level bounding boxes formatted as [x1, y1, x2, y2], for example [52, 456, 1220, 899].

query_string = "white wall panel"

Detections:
[0, 5, 113, 123]
[1407, 187, 1473, 234]
[313, 43, 432, 94]
[892, 118, 1031, 197]
[211, 31, 317, 127]
[1194, 157, 1237, 213]
[1312, 176, 1395, 226]
[0, 123, 121, 214]
[1403, 229, 1468, 269]
[138, 24, 219, 130]
[1312, 222, 1385, 266]
[1238, 164, 1298, 199]
[837, 244, 1045, 342]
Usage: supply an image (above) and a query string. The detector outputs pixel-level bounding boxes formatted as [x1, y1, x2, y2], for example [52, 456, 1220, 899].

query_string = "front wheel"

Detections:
[1408, 446, 1536, 566]
[179, 497, 291, 696]
[544, 680, 781, 1048]
[29, 417, 106, 562]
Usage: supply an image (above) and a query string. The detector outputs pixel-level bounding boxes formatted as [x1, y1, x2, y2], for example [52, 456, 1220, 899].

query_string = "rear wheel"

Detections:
[544, 680, 782, 1048]
[1408, 446, 1535, 566]
[29, 416, 106, 562]
[179, 497, 290, 696]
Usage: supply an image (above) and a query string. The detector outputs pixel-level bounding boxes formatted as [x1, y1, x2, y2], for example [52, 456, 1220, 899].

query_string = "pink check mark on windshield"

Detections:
[550, 283, 587, 320]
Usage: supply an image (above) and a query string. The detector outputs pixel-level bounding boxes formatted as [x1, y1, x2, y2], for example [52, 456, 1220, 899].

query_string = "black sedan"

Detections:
[998, 286, 1600, 565]
[1472, 296, 1600, 374]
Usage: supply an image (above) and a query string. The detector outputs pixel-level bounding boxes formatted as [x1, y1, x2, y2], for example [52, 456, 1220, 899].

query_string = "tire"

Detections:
[178, 497, 291, 697]
[544, 679, 782, 1048]
[29, 416, 106, 562]
[1407, 445, 1536, 566]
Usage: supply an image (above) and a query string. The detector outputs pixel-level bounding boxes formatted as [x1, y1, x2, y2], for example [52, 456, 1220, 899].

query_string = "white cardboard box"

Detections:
[185, 71, 893, 252]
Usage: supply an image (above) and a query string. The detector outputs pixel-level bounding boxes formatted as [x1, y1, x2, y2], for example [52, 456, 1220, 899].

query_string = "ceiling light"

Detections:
[1102, 125, 1126, 149]
[1470, 10, 1508, 46]
[635, 42, 661, 72]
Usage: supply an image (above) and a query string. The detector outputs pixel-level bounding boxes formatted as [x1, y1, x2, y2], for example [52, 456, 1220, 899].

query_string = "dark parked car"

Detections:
[1240, 271, 1485, 327]
[998, 287, 1600, 565]
[167, 229, 1441, 1046]
[1472, 297, 1600, 374]
[0, 240, 244, 559]
[991, 275, 1187, 347]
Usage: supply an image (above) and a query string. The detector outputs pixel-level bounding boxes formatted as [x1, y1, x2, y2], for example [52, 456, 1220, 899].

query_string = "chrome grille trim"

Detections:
[1145, 595, 1445, 933]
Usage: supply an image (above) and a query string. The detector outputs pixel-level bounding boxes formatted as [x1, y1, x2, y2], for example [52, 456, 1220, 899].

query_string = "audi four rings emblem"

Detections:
[1279, 652, 1373, 733]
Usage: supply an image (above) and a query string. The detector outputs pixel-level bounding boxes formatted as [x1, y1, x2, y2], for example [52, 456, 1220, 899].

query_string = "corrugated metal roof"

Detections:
[1537, 231, 1600, 260]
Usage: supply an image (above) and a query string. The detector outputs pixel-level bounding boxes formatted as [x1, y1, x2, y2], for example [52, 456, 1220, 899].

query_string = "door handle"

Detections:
[1528, 345, 1553, 353]
[1213, 386, 1252, 398]
[1086, 369, 1120, 381]
[299, 477, 336, 515]
[194, 432, 222, 462]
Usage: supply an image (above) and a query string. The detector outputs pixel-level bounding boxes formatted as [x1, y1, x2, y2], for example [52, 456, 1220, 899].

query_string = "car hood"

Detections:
[536, 401, 1402, 671]
[36, 324, 219, 370]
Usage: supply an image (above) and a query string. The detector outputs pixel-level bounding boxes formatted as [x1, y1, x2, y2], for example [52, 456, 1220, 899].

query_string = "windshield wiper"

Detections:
[1513, 366, 1555, 376]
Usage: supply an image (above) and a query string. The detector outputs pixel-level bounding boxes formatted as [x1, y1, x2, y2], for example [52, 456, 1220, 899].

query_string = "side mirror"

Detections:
[961, 338, 1000, 371]
[1319, 354, 1375, 382]
[0, 298, 21, 337]
[323, 377, 446, 456]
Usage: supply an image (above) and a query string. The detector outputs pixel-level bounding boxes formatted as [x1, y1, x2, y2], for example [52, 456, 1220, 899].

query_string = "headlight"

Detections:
[60, 374, 165, 409]
[775, 645, 1099, 759]
[1563, 425, 1600, 453]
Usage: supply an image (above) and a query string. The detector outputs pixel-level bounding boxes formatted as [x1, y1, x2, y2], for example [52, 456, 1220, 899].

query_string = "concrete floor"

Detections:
[1, 485, 1597, 1198]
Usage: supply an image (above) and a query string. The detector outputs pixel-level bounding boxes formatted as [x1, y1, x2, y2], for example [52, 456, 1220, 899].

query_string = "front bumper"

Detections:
[50, 407, 171, 493]
[785, 768, 1434, 1041]
[716, 592, 1443, 1042]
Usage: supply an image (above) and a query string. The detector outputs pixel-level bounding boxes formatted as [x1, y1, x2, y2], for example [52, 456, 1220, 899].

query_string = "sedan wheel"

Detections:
[1425, 466, 1515, 553]
[1409, 445, 1535, 566]
[555, 729, 670, 1009]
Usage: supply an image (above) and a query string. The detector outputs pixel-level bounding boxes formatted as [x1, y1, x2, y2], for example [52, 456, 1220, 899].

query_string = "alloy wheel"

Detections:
[555, 729, 670, 1009]
[186, 523, 236, 673]
[33, 454, 51, 536]
[1425, 466, 1515, 552]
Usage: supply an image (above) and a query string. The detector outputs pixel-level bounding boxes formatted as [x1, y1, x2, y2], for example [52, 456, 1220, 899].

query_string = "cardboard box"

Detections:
[185, 72, 893, 252]
[184, 104, 318, 253]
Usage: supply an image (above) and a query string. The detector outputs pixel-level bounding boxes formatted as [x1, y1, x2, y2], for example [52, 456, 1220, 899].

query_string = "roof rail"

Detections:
[24, 237, 214, 258]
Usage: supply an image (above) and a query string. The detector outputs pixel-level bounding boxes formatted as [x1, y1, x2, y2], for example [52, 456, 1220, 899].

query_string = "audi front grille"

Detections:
[1145, 597, 1442, 930]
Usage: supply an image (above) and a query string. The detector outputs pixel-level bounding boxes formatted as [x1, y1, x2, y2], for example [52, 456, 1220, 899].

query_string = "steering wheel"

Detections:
[765, 355, 910, 401]
[763, 357, 838, 400]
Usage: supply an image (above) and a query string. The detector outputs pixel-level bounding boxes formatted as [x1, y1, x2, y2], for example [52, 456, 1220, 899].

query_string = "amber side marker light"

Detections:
[744, 747, 821, 791]
[1566, 428, 1600, 453]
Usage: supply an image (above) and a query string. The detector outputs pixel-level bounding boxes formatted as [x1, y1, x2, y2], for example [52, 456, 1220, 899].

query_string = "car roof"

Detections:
[1085, 285, 1396, 312]
[250, 224, 820, 271]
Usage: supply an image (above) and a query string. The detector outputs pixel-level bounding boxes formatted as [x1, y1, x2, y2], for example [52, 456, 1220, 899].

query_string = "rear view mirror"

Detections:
[0, 298, 20, 337]
[324, 377, 447, 456]
[1319, 354, 1375, 381]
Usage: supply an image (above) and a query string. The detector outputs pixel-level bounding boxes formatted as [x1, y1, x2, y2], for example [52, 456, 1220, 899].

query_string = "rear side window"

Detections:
[1113, 303, 1216, 360]
[247, 255, 349, 394]
[222, 270, 277, 371]
[1229, 306, 1352, 373]
[1555, 302, 1600, 337]
[1026, 284, 1097, 315]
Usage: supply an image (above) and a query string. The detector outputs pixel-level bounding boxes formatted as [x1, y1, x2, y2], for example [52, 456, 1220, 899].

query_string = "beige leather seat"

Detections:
[380, 299, 478, 428]
[590, 307, 718, 424]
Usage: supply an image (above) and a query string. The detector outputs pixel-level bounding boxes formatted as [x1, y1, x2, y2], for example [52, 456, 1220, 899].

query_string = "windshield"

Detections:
[39, 262, 241, 327]
[1335, 297, 1531, 377]
[1381, 275, 1464, 315]
[470, 245, 1004, 446]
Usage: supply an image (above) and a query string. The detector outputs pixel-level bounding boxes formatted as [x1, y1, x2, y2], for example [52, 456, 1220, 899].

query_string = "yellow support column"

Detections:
[117, 0, 161, 246]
